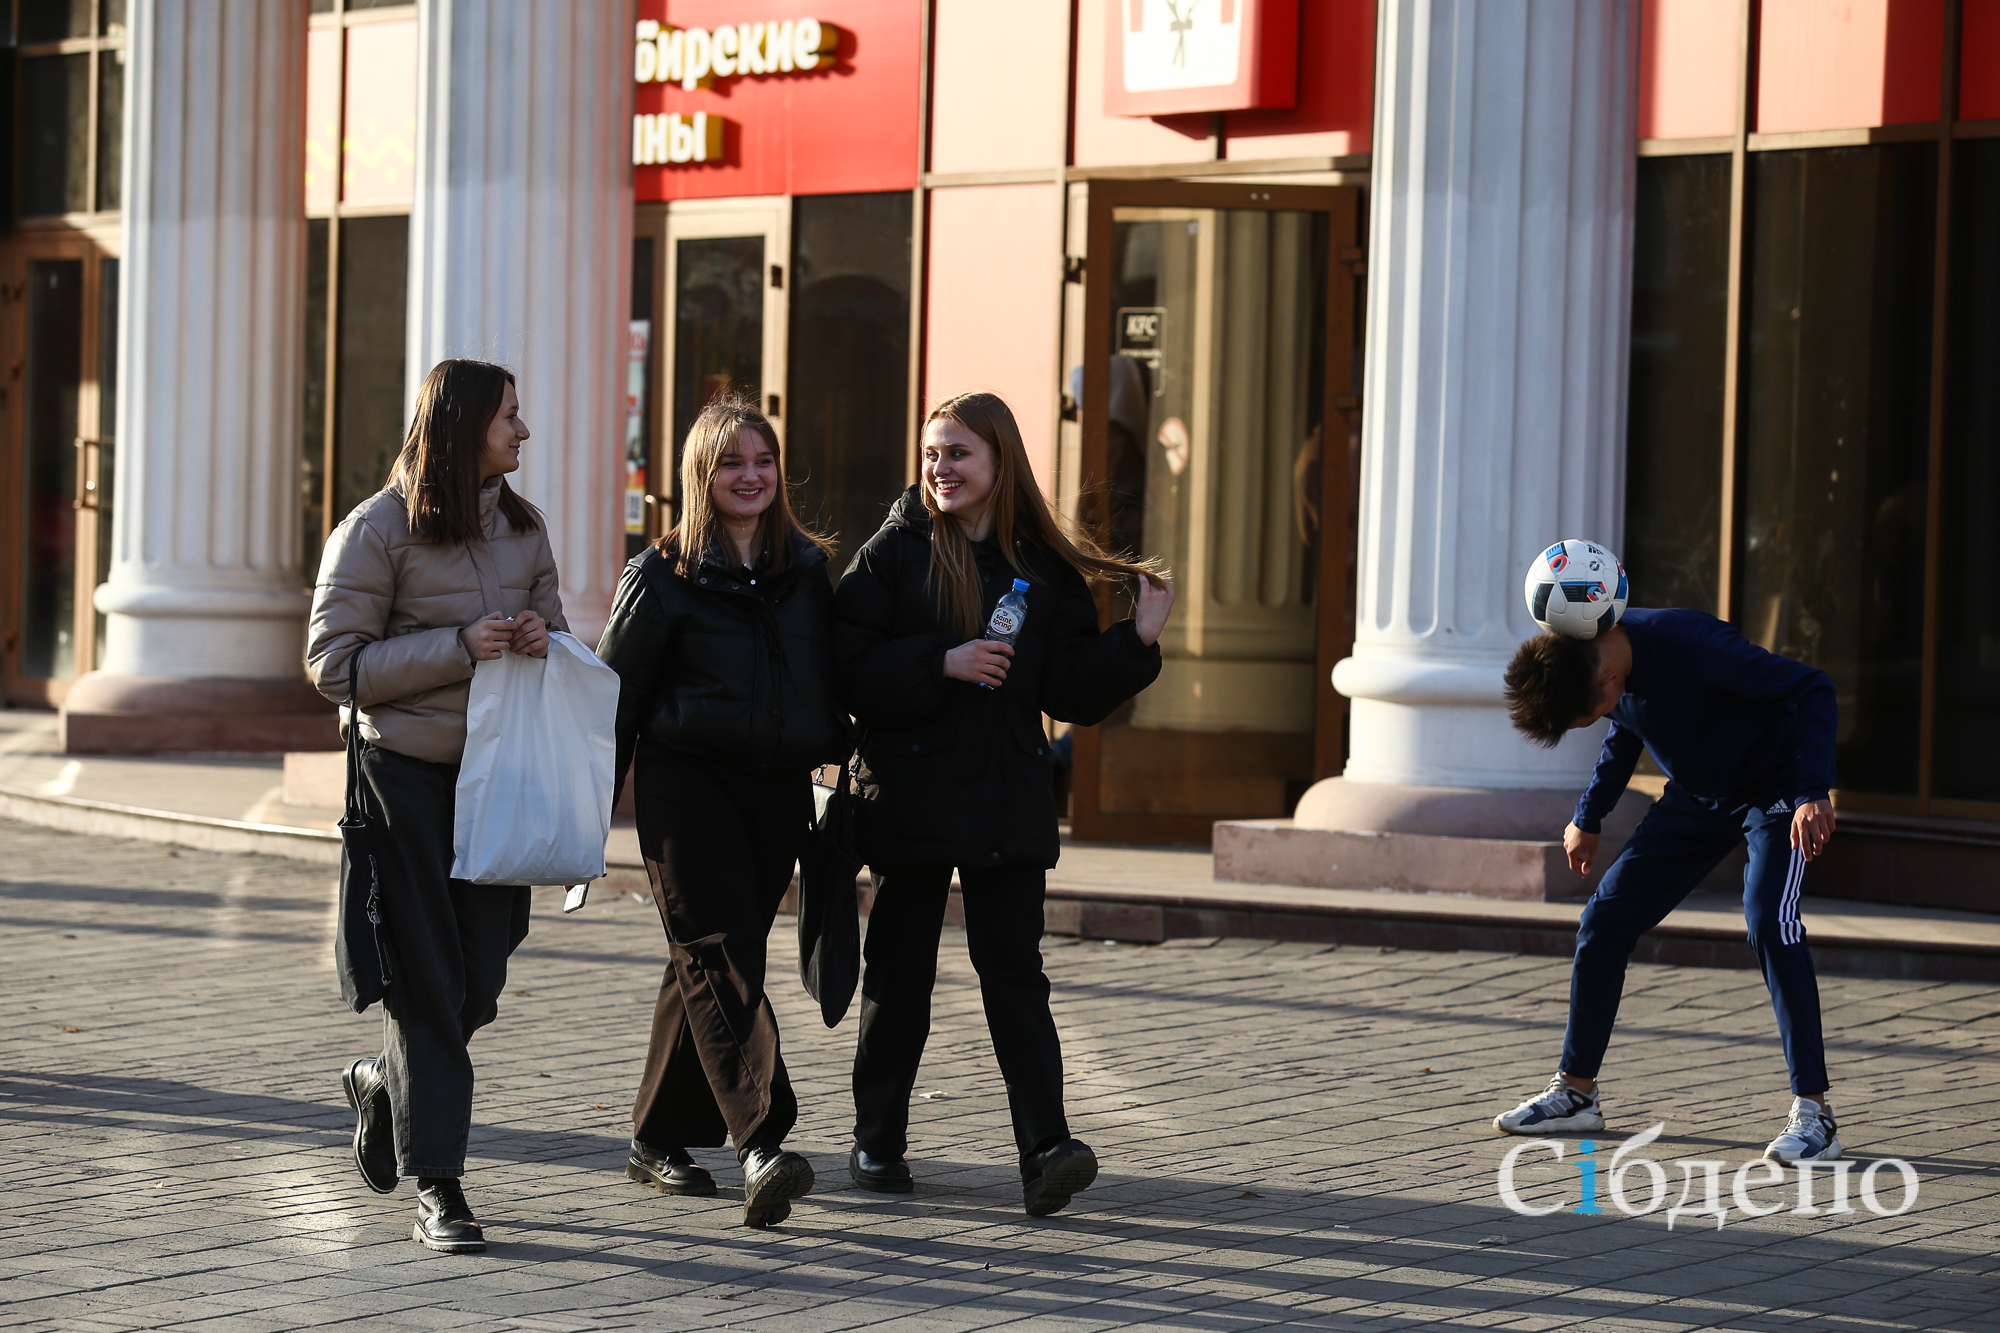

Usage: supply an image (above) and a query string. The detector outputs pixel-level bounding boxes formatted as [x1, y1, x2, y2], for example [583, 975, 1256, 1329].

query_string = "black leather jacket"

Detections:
[598, 532, 849, 791]
[832, 487, 1162, 869]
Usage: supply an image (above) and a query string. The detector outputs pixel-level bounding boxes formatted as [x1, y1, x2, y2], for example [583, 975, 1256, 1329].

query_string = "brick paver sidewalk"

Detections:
[2, 818, 1996, 1331]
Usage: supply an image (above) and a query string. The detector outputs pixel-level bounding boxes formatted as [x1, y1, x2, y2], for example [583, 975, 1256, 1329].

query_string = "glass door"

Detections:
[655, 198, 790, 528]
[1069, 181, 1362, 844]
[3, 236, 120, 705]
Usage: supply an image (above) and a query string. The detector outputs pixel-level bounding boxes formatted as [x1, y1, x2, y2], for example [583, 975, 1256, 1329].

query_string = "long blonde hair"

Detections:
[657, 397, 831, 577]
[922, 391, 1165, 638]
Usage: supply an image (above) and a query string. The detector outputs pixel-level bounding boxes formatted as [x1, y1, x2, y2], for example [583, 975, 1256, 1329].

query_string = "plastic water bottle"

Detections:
[979, 578, 1030, 690]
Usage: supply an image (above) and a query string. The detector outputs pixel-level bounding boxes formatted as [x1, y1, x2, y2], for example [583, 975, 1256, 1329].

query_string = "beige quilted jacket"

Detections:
[306, 478, 568, 764]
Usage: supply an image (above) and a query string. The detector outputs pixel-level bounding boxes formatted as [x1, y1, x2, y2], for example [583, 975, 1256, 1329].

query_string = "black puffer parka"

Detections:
[832, 486, 1162, 869]
[599, 531, 849, 790]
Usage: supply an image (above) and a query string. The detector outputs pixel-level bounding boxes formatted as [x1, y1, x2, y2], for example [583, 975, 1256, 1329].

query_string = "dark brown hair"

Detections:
[389, 359, 539, 544]
[922, 391, 1166, 638]
[656, 395, 832, 578]
[1504, 633, 1603, 747]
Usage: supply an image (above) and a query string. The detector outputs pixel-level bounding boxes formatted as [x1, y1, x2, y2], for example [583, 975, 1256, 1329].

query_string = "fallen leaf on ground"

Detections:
[1237, 1191, 1261, 1198]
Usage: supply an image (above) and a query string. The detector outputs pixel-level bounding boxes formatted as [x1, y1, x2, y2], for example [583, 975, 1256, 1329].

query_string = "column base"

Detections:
[1214, 777, 1659, 902]
[61, 675, 340, 755]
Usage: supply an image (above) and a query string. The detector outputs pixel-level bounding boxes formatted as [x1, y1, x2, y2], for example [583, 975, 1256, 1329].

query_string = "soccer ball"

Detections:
[1523, 540, 1627, 640]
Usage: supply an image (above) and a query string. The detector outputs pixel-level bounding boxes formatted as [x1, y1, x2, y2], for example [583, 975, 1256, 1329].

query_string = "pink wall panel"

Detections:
[1072, 0, 1215, 169]
[1962, 0, 2000, 119]
[1225, 0, 1373, 158]
[1638, 0, 1736, 139]
[1756, 0, 1942, 132]
[924, 185, 1064, 488]
[343, 20, 418, 208]
[929, 0, 1069, 173]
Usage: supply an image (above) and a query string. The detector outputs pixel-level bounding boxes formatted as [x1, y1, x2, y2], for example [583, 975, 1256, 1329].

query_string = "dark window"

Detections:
[1625, 154, 1730, 614]
[1741, 144, 1936, 797]
[21, 260, 84, 679]
[20, 53, 89, 216]
[627, 234, 656, 561]
[303, 218, 331, 577]
[95, 47, 123, 211]
[333, 215, 409, 523]
[94, 256, 119, 667]
[99, 0, 126, 34]
[786, 191, 912, 570]
[19, 0, 92, 42]
[672, 234, 765, 449]
[1937, 138, 2000, 801]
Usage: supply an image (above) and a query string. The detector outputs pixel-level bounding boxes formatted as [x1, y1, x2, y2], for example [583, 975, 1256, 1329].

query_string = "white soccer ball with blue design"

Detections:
[1523, 539, 1627, 640]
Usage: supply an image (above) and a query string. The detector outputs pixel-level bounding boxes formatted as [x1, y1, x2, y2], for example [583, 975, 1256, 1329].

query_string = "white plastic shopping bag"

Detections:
[452, 630, 620, 886]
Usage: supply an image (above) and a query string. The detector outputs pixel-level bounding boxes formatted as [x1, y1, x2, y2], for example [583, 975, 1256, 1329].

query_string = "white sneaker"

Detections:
[1763, 1097, 1841, 1162]
[1494, 1073, 1605, 1135]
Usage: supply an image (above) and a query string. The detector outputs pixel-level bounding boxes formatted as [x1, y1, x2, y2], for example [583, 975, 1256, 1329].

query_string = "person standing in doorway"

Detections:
[833, 391, 1174, 1217]
[308, 359, 566, 1254]
[597, 398, 848, 1228]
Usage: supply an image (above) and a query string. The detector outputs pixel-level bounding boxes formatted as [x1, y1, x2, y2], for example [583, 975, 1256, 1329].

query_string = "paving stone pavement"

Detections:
[2, 817, 1997, 1333]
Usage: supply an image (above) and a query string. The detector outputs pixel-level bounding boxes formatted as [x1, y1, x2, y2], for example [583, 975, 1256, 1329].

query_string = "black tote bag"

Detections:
[334, 646, 396, 1014]
[796, 756, 863, 1028]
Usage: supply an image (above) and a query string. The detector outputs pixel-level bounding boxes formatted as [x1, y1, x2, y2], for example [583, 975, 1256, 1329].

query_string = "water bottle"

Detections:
[979, 578, 1030, 690]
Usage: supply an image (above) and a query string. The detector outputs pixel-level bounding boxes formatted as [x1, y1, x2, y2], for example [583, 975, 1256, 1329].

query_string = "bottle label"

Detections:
[987, 606, 1024, 638]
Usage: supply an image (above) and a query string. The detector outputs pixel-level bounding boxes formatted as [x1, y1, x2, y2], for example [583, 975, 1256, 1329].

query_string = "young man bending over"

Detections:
[1493, 607, 1842, 1162]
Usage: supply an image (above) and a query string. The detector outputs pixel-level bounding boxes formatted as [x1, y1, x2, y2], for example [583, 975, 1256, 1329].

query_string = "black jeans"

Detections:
[631, 746, 806, 1154]
[358, 742, 531, 1179]
[852, 862, 1069, 1164]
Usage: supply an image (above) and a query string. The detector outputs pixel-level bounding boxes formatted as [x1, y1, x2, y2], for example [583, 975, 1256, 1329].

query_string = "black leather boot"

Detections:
[740, 1146, 814, 1228]
[1021, 1139, 1098, 1217]
[848, 1146, 914, 1193]
[626, 1139, 718, 1197]
[412, 1177, 485, 1253]
[340, 1057, 396, 1195]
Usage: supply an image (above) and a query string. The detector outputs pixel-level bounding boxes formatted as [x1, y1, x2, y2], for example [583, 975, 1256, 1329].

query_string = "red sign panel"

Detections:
[634, 0, 920, 200]
[1104, 0, 1299, 116]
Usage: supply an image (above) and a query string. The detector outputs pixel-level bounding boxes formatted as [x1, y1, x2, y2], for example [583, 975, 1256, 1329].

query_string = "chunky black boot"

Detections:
[1021, 1139, 1097, 1217]
[847, 1146, 914, 1194]
[626, 1139, 718, 1197]
[340, 1057, 396, 1195]
[740, 1146, 814, 1228]
[412, 1177, 485, 1253]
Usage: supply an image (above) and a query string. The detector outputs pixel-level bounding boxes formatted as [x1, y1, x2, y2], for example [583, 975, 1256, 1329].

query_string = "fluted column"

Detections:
[1323, 0, 1637, 803]
[64, 0, 331, 753]
[406, 0, 635, 643]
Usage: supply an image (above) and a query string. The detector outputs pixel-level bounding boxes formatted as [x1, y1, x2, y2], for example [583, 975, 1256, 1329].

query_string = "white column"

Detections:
[1327, 0, 1637, 796]
[65, 1, 327, 752]
[407, 0, 635, 643]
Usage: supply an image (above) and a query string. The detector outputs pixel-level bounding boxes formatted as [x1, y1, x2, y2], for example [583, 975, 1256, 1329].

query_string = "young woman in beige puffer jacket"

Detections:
[305, 358, 566, 1256]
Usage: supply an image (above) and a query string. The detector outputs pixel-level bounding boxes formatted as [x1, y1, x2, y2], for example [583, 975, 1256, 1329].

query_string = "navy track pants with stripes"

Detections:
[1560, 784, 1829, 1095]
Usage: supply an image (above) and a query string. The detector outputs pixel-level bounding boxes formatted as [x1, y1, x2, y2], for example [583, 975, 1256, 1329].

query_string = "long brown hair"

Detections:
[389, 359, 540, 544]
[656, 396, 832, 577]
[922, 391, 1165, 638]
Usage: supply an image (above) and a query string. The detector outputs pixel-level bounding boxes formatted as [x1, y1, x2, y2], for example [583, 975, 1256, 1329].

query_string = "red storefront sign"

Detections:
[633, 0, 919, 199]
[1104, 0, 1300, 117]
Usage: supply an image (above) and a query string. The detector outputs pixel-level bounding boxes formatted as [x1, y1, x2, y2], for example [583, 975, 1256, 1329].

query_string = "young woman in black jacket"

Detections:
[833, 390, 1175, 1217]
[596, 399, 847, 1228]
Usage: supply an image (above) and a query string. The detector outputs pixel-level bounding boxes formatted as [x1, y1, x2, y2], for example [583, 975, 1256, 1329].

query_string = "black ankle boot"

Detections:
[340, 1057, 396, 1195]
[627, 1139, 718, 1197]
[1021, 1139, 1097, 1217]
[848, 1146, 914, 1193]
[740, 1146, 814, 1228]
[412, 1177, 484, 1253]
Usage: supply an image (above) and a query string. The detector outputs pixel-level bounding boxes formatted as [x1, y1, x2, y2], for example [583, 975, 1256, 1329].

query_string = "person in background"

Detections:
[308, 359, 565, 1254]
[832, 390, 1175, 1217]
[597, 397, 848, 1228]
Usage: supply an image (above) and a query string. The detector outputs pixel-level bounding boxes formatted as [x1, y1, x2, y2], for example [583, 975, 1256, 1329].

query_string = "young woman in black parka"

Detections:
[596, 398, 848, 1228]
[833, 390, 1175, 1217]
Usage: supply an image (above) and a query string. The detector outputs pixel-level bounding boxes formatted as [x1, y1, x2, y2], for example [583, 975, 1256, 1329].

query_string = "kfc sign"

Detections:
[1105, 0, 1298, 117]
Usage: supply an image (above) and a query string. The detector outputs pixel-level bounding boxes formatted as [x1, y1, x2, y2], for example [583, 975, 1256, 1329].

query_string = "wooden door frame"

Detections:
[1, 223, 122, 707]
[1068, 179, 1363, 846]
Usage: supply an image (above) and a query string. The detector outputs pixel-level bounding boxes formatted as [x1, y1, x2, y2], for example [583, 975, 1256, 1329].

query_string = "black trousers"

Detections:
[631, 747, 806, 1154]
[358, 742, 531, 1179]
[852, 862, 1069, 1164]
